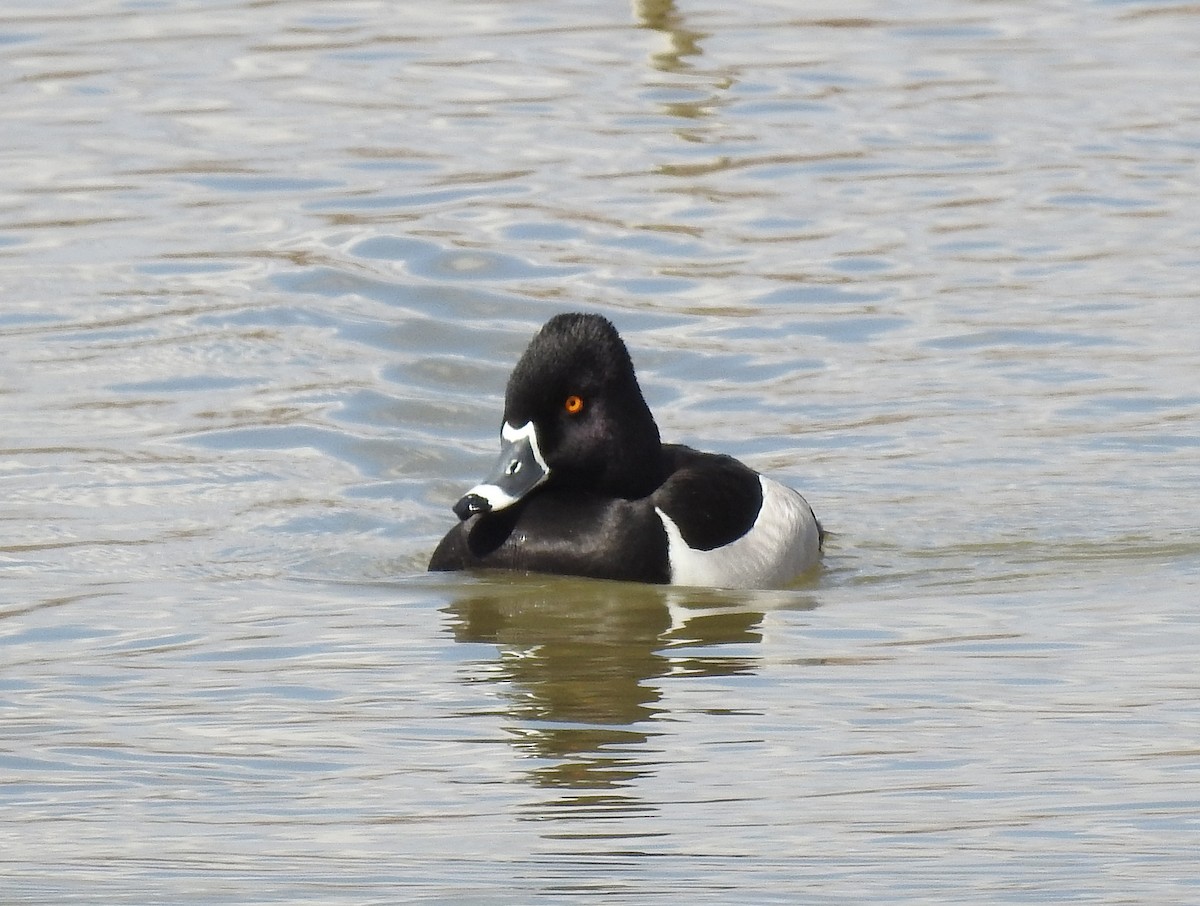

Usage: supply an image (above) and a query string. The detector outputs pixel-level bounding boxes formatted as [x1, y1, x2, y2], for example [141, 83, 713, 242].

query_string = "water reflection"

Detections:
[444, 577, 801, 799]
[633, 0, 706, 73]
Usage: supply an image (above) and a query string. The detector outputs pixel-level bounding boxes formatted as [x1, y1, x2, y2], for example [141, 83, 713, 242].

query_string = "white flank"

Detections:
[656, 475, 821, 589]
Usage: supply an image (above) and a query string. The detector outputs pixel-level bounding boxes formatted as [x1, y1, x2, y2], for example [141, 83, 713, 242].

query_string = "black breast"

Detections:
[428, 490, 672, 584]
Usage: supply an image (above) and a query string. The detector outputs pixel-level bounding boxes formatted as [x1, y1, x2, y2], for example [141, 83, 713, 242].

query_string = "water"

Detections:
[3, 0, 1199, 901]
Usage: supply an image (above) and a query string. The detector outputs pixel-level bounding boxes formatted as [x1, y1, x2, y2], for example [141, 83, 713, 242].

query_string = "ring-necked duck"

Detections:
[428, 313, 823, 588]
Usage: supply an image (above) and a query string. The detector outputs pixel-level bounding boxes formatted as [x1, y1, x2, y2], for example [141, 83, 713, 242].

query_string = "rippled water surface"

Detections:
[3, 0, 1199, 902]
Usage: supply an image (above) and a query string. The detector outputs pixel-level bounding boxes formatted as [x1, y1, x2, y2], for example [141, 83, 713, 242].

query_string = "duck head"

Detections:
[453, 313, 664, 520]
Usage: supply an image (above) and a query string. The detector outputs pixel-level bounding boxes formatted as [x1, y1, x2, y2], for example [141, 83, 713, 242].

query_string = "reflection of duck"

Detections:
[444, 575, 793, 791]
[633, 0, 706, 72]
[430, 314, 823, 589]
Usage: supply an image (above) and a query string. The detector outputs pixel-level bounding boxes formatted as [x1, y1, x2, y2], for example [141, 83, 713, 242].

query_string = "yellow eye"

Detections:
[564, 394, 584, 415]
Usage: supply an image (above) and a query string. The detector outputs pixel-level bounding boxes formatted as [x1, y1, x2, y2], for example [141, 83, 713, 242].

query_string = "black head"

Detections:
[502, 313, 664, 500]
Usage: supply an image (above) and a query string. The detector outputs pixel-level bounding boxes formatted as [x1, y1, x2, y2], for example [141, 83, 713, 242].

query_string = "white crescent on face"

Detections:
[462, 420, 550, 512]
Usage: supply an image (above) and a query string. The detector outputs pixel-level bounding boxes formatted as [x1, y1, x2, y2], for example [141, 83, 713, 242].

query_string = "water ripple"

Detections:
[3, 0, 1200, 900]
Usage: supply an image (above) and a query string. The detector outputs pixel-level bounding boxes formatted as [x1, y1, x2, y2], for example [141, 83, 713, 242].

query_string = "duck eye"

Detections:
[564, 394, 584, 415]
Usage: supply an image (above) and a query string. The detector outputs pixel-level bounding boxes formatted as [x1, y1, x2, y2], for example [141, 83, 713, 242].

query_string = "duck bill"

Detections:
[452, 421, 549, 520]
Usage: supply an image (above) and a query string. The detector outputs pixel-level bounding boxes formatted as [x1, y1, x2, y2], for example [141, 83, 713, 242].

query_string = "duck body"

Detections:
[428, 313, 822, 589]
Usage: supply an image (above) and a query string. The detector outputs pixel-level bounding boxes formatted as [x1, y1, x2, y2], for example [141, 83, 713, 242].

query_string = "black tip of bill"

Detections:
[453, 493, 491, 521]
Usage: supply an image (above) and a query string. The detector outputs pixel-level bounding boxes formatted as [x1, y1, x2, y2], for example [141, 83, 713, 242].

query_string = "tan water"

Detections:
[3, 1, 1199, 901]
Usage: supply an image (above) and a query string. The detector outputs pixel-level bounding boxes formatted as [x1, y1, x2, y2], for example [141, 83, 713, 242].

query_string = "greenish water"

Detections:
[2, 0, 1199, 902]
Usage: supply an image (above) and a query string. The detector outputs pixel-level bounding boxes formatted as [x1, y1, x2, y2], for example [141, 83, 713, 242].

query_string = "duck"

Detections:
[428, 313, 823, 588]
